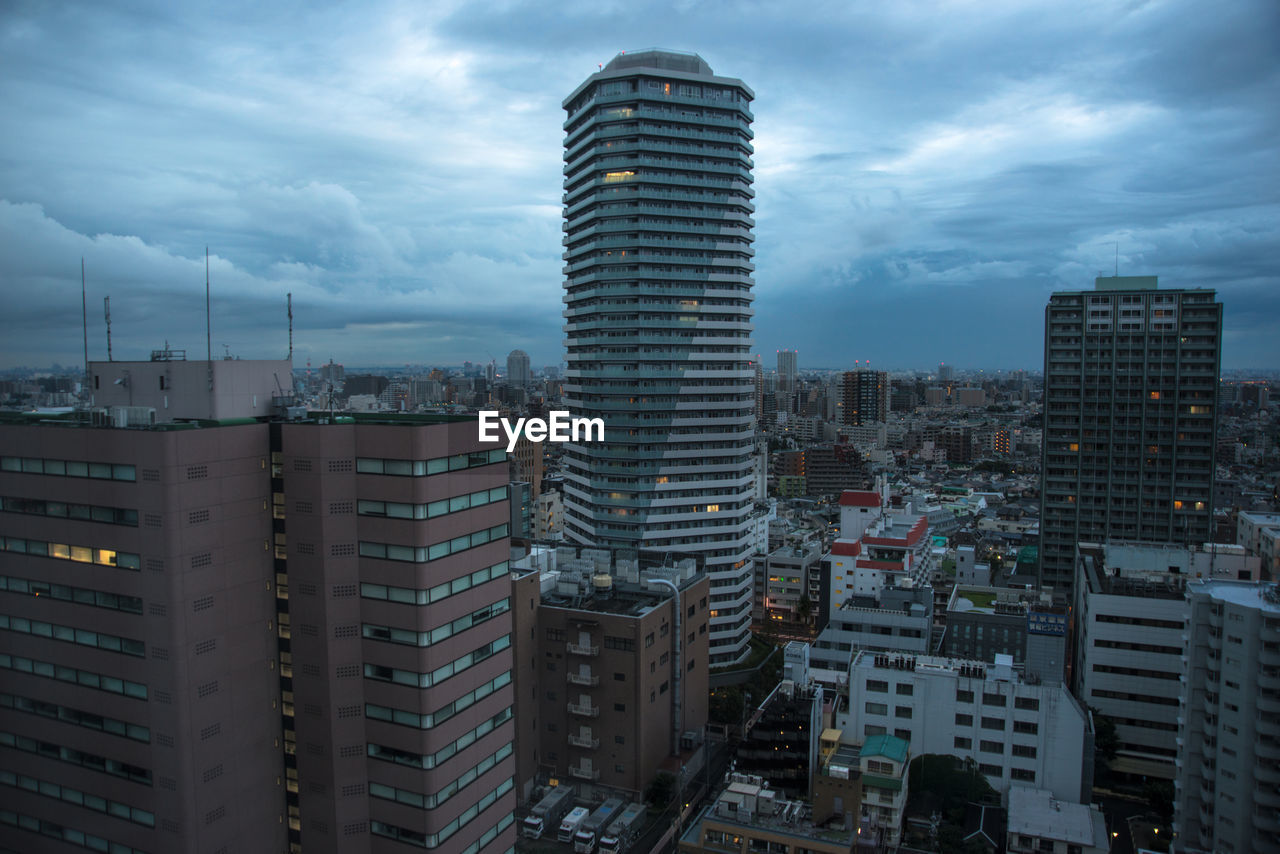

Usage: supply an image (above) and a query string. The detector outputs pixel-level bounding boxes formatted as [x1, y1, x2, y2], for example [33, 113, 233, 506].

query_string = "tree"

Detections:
[645, 771, 677, 809]
[1090, 708, 1119, 763]
[708, 687, 745, 725]
[1144, 780, 1175, 823]
[907, 754, 998, 813]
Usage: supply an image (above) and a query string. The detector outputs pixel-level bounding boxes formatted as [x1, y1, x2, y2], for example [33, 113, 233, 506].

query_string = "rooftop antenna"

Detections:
[1114, 242, 1119, 277]
[205, 246, 214, 389]
[287, 292, 293, 360]
[104, 297, 112, 362]
[80, 258, 89, 410]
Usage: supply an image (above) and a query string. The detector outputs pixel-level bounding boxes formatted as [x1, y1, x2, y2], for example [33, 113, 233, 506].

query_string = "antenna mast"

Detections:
[81, 259, 89, 410]
[287, 292, 293, 360]
[205, 247, 213, 397]
[104, 297, 112, 361]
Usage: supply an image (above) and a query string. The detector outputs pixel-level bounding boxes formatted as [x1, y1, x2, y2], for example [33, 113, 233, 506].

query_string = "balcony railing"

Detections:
[568, 733, 600, 749]
[567, 672, 600, 686]
[569, 765, 601, 781]
[567, 642, 599, 657]
[568, 702, 600, 718]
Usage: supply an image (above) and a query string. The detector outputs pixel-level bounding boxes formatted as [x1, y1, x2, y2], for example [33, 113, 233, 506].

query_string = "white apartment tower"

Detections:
[1174, 580, 1280, 854]
[560, 50, 758, 664]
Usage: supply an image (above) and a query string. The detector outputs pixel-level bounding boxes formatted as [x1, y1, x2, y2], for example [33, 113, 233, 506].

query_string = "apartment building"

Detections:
[1040, 277, 1222, 599]
[838, 651, 1093, 803]
[560, 49, 758, 666]
[1, 357, 518, 854]
[755, 539, 823, 638]
[809, 580, 933, 681]
[678, 772, 859, 854]
[509, 545, 710, 801]
[823, 488, 932, 606]
[1174, 579, 1280, 854]
[0, 414, 284, 854]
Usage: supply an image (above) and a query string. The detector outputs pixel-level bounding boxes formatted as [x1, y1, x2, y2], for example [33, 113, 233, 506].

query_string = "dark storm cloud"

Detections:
[1, 0, 1276, 370]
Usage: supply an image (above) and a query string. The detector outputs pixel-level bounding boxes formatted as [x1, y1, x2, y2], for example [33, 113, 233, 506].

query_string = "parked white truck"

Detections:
[521, 784, 576, 839]
[557, 806, 590, 843]
[598, 802, 646, 854]
[573, 798, 625, 854]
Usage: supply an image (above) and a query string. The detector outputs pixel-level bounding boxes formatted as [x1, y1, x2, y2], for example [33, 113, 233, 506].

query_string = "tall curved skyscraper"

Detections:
[506, 348, 531, 386]
[560, 50, 757, 664]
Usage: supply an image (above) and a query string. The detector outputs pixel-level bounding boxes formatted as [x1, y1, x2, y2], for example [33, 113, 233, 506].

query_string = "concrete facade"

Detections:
[1174, 580, 1280, 854]
[510, 546, 710, 801]
[809, 581, 933, 682]
[1071, 543, 1187, 781]
[276, 417, 516, 854]
[1, 418, 285, 854]
[90, 356, 293, 422]
[559, 50, 758, 667]
[0, 405, 519, 854]
[838, 651, 1093, 803]
[1040, 278, 1222, 599]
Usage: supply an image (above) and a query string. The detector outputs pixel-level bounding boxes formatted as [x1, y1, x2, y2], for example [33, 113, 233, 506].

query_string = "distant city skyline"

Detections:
[1, 2, 1277, 369]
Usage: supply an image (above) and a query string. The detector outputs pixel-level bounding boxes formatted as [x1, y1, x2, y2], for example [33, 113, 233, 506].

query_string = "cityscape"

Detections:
[3, 5, 1280, 854]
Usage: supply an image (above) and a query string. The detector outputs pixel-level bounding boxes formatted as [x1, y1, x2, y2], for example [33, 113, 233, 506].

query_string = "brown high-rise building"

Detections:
[1040, 277, 1222, 598]
[840, 369, 889, 427]
[1, 417, 285, 854]
[1, 358, 516, 854]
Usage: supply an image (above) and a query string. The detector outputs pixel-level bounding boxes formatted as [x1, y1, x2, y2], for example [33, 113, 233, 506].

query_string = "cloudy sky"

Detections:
[2, 0, 1277, 372]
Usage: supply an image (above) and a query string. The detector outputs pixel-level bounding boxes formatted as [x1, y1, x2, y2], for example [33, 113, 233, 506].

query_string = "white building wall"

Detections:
[836, 653, 1090, 803]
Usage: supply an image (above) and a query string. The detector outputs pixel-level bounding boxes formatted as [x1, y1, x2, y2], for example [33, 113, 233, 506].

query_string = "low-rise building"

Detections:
[679, 773, 860, 854]
[1005, 787, 1109, 854]
[856, 735, 909, 850]
[736, 679, 824, 797]
[943, 585, 1067, 684]
[1238, 510, 1280, 579]
[809, 580, 933, 683]
[823, 488, 932, 609]
[757, 539, 824, 639]
[838, 651, 1093, 803]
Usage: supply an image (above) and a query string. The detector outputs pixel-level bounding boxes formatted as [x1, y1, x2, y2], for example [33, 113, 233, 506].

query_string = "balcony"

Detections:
[1254, 809, 1280, 835]
[1256, 763, 1280, 785]
[568, 733, 600, 749]
[1256, 740, 1280, 761]
[567, 671, 600, 687]
[567, 641, 599, 657]
[1254, 785, 1280, 809]
[569, 765, 601, 782]
[568, 701, 600, 718]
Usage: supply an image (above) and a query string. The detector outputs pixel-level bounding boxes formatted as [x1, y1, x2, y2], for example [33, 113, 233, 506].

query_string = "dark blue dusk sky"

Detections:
[1, 0, 1277, 371]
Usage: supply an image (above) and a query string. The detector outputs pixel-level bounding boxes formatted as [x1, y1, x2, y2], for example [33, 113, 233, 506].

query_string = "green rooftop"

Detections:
[956, 589, 997, 611]
[862, 734, 909, 763]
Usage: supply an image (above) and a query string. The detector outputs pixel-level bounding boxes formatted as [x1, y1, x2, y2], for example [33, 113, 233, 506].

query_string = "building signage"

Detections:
[1027, 612, 1067, 636]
